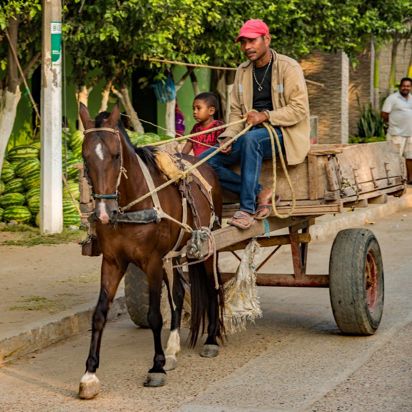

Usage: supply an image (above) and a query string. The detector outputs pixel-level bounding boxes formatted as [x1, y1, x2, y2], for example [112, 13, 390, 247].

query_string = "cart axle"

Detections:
[221, 272, 330, 287]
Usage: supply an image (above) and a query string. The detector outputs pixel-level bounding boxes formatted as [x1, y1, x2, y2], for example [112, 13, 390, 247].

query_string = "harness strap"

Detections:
[181, 159, 213, 195]
[171, 198, 188, 252]
[84, 127, 118, 135]
[180, 159, 215, 228]
[136, 152, 193, 233]
[135, 153, 163, 213]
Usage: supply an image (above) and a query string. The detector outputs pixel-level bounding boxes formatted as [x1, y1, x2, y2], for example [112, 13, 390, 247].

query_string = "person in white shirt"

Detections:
[381, 77, 412, 183]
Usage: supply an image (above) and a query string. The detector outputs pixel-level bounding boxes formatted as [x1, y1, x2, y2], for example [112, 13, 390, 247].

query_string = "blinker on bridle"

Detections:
[83, 127, 127, 201]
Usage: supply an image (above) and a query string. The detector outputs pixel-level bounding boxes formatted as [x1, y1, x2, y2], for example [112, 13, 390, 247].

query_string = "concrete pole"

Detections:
[40, 0, 62, 233]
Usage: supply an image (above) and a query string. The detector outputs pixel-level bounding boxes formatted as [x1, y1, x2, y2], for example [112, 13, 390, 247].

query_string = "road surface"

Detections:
[0, 209, 411, 412]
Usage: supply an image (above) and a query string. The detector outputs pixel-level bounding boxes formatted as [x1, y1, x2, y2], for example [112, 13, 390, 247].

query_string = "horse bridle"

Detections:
[83, 127, 128, 201]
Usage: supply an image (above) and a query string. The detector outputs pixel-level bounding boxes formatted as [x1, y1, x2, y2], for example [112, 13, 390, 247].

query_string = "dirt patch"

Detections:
[0, 237, 112, 336]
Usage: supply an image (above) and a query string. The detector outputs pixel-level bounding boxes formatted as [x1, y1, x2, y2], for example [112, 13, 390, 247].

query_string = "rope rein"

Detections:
[262, 122, 296, 218]
[141, 118, 246, 147]
[82, 119, 298, 290]
[119, 122, 254, 212]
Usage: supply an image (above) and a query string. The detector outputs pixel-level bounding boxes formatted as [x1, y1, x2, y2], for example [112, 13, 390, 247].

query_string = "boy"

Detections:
[181, 92, 225, 157]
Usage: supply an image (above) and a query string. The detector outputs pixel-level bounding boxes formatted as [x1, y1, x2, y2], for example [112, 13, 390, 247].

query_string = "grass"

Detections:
[0, 224, 38, 233]
[0, 224, 85, 246]
[54, 272, 100, 285]
[9, 296, 66, 314]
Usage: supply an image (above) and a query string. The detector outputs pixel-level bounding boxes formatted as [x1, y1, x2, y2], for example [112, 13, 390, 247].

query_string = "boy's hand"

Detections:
[219, 137, 232, 155]
[241, 111, 268, 126]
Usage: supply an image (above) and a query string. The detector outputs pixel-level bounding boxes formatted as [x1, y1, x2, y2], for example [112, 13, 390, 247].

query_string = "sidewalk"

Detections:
[1, 189, 411, 364]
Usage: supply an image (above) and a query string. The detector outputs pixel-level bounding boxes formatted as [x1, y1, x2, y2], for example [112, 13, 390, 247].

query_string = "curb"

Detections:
[0, 296, 126, 364]
[1, 190, 410, 364]
[310, 190, 412, 241]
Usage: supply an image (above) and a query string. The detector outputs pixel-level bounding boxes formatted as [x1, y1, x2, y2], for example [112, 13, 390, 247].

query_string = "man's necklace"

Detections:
[253, 53, 273, 92]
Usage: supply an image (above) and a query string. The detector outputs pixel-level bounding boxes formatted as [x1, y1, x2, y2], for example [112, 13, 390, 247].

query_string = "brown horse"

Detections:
[78, 102, 224, 398]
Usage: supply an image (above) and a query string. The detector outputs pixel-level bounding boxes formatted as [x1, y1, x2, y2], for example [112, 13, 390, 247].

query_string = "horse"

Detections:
[77, 102, 225, 399]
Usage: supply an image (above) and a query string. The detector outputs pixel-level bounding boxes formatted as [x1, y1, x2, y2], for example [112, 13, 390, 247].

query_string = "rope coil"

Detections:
[262, 122, 296, 218]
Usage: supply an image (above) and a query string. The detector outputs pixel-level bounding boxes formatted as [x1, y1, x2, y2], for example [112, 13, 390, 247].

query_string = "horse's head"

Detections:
[79, 102, 123, 225]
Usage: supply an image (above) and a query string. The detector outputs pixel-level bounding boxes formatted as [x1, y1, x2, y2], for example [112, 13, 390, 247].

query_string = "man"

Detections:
[381, 78, 412, 184]
[198, 19, 310, 229]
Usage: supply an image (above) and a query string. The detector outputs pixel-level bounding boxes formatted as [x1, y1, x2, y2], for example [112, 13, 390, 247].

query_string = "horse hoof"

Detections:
[200, 344, 219, 358]
[144, 373, 167, 387]
[78, 372, 100, 399]
[164, 356, 177, 371]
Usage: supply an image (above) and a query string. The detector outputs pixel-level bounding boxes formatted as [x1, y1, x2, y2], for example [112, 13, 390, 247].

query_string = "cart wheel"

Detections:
[329, 228, 384, 335]
[124, 264, 150, 328]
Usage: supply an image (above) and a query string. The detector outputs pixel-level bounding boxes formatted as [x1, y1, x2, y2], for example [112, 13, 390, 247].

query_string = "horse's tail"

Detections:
[188, 260, 225, 348]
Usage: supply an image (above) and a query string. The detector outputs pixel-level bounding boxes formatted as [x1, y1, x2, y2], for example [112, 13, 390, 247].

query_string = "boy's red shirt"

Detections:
[189, 120, 225, 156]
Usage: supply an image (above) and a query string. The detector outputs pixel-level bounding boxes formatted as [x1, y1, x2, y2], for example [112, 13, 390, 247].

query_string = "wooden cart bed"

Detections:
[221, 141, 405, 218]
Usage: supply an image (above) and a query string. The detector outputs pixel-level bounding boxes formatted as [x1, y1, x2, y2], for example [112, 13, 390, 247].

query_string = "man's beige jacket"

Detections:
[219, 50, 310, 165]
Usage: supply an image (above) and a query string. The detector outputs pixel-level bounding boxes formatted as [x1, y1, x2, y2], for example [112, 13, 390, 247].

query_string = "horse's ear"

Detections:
[105, 101, 121, 127]
[79, 102, 94, 130]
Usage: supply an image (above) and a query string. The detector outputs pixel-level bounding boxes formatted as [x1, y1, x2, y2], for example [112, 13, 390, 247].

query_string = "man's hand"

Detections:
[241, 111, 268, 126]
[219, 137, 233, 155]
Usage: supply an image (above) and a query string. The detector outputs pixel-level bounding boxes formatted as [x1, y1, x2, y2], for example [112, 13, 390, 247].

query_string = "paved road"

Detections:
[0, 209, 411, 412]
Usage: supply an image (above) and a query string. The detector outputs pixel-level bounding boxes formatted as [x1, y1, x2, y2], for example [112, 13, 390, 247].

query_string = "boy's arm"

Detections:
[181, 141, 193, 155]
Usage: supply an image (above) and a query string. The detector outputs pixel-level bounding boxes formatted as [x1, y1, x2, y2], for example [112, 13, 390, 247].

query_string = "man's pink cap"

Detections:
[235, 19, 269, 43]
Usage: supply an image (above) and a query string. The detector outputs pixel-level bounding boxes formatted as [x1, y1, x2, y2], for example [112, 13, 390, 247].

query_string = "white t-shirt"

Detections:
[381, 91, 412, 137]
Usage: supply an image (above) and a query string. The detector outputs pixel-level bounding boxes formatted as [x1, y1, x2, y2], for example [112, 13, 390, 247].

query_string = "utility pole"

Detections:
[40, 0, 62, 233]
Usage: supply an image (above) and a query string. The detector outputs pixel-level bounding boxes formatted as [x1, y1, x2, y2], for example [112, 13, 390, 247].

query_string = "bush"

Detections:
[355, 99, 386, 141]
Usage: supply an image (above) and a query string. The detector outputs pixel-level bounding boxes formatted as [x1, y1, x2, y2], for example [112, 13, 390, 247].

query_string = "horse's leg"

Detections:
[144, 260, 168, 387]
[79, 258, 125, 399]
[164, 268, 185, 371]
[201, 257, 221, 358]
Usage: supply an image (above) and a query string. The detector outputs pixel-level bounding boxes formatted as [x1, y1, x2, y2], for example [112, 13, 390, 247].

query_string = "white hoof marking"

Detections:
[165, 330, 180, 359]
[80, 372, 99, 384]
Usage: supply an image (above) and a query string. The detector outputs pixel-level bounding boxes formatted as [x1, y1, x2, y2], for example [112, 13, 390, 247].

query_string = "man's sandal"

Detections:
[227, 211, 255, 230]
[254, 195, 281, 220]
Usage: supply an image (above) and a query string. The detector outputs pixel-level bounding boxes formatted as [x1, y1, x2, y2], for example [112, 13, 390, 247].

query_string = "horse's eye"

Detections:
[115, 152, 121, 160]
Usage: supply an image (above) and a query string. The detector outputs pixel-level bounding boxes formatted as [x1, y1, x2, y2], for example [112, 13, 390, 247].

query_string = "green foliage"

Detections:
[0, 1, 42, 79]
[353, 102, 387, 142]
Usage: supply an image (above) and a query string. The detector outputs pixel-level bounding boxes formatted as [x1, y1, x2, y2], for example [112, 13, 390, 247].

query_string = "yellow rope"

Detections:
[120, 118, 296, 220]
[263, 122, 296, 219]
[141, 119, 246, 147]
[120, 123, 253, 212]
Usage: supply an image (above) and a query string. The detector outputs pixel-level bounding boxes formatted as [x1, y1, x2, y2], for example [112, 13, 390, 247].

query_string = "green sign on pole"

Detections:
[51, 22, 62, 66]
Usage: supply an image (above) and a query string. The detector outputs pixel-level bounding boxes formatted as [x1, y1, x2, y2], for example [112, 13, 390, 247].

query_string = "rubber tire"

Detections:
[329, 228, 384, 336]
[124, 263, 150, 328]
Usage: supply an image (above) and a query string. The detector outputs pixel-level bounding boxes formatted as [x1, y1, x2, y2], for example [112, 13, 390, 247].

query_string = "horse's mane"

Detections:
[94, 111, 161, 174]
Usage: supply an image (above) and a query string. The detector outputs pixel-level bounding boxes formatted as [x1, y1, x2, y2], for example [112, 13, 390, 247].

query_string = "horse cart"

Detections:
[78, 140, 406, 336]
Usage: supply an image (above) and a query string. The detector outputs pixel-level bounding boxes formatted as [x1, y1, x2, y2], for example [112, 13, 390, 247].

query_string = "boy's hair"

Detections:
[194, 92, 219, 111]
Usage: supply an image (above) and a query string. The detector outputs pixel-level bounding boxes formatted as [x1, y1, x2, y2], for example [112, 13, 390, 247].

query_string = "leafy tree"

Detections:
[0, 0, 41, 177]
[354, 0, 412, 107]
[63, 0, 222, 133]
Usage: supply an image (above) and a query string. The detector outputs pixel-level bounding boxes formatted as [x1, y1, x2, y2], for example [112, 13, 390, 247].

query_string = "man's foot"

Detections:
[227, 211, 255, 229]
[255, 195, 281, 220]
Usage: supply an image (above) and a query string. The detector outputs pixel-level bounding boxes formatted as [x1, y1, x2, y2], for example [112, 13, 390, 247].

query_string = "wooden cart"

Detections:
[80, 142, 406, 336]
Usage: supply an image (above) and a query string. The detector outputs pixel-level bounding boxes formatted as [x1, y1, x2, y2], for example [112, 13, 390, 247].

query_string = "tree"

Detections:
[354, 1, 412, 107]
[0, 0, 41, 177]
[63, 0, 114, 129]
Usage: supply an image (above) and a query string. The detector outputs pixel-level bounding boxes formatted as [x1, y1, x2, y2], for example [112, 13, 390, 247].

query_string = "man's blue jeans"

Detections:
[198, 126, 284, 214]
